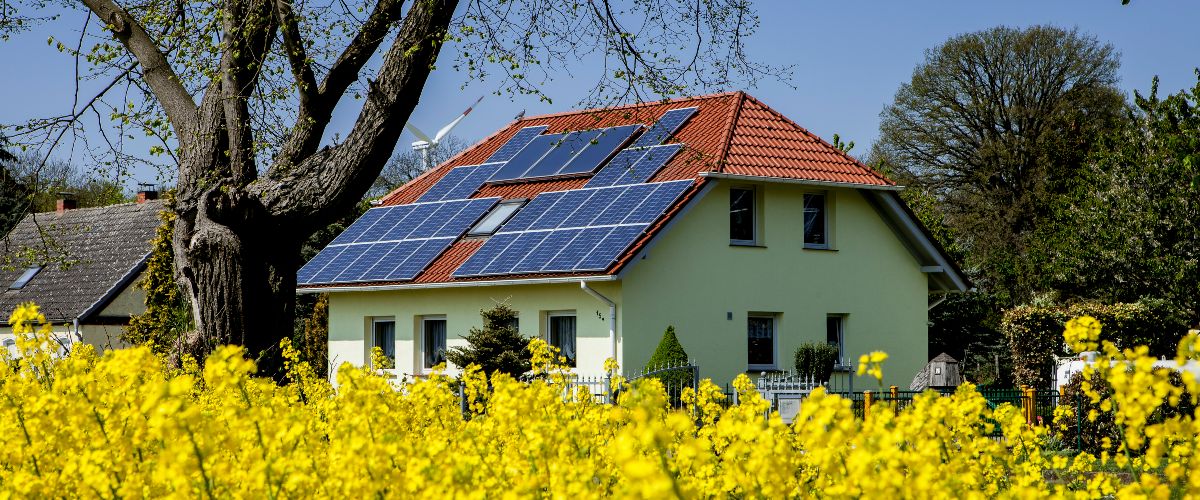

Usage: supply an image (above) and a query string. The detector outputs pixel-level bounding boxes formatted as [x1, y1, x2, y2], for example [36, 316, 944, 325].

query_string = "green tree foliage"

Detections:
[445, 304, 531, 378]
[793, 342, 838, 384]
[873, 25, 1126, 305]
[123, 203, 191, 353]
[3, 153, 130, 212]
[644, 326, 693, 389]
[1061, 73, 1200, 321]
[1058, 370, 1193, 454]
[927, 292, 1009, 386]
[297, 294, 330, 379]
[1001, 300, 1188, 387]
[0, 145, 30, 237]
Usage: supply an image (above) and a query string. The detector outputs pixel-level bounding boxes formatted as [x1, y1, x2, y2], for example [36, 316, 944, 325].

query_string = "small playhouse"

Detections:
[909, 353, 962, 391]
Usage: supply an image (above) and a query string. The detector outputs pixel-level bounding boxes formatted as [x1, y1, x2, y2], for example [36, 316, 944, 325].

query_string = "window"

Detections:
[547, 312, 576, 367]
[371, 319, 395, 368]
[747, 315, 776, 370]
[729, 187, 756, 244]
[804, 193, 828, 248]
[9, 266, 42, 290]
[422, 317, 447, 369]
[826, 315, 845, 367]
[503, 316, 520, 332]
[468, 200, 524, 236]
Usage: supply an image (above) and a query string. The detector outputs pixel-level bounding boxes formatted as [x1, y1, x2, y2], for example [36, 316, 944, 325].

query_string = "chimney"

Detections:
[56, 193, 77, 214]
[136, 183, 159, 204]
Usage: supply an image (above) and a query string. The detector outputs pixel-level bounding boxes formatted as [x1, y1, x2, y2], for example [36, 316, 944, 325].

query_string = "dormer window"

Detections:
[468, 200, 525, 236]
[9, 266, 42, 290]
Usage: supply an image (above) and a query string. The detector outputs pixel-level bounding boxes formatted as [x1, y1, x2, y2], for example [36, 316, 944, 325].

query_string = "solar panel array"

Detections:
[453, 180, 693, 277]
[299, 197, 498, 285]
[417, 162, 504, 202]
[628, 107, 698, 148]
[586, 143, 683, 188]
[487, 126, 548, 162]
[488, 125, 641, 182]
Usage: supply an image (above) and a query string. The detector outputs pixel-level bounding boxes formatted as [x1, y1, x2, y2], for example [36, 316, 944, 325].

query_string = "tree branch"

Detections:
[78, 0, 198, 140]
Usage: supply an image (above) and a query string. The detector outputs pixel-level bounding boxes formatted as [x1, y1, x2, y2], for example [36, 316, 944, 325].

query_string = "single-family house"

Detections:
[298, 92, 968, 387]
[0, 191, 163, 354]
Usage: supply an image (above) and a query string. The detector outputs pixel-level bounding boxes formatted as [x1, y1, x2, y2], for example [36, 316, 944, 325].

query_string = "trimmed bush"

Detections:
[794, 342, 839, 384]
[1001, 299, 1188, 387]
[645, 326, 692, 389]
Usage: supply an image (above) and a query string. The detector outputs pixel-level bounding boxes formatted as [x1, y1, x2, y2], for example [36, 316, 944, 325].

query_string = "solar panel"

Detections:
[585, 148, 648, 188]
[629, 107, 698, 148]
[559, 125, 641, 175]
[487, 126, 548, 163]
[452, 180, 693, 277]
[418, 163, 504, 202]
[489, 132, 565, 182]
[522, 130, 603, 178]
[298, 197, 499, 285]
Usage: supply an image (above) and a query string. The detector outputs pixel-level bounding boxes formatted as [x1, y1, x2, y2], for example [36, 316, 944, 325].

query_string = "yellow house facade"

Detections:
[301, 93, 968, 387]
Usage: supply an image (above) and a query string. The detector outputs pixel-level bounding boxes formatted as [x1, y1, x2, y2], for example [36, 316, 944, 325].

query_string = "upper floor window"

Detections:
[547, 312, 577, 367]
[422, 316, 448, 370]
[468, 200, 524, 236]
[730, 187, 756, 244]
[804, 193, 828, 248]
[371, 318, 396, 368]
[9, 266, 42, 290]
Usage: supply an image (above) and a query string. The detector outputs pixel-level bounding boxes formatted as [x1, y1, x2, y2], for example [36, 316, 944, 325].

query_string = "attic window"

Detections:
[9, 266, 42, 290]
[469, 200, 524, 236]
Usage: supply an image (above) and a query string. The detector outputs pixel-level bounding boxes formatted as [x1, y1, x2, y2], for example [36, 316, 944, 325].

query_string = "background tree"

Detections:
[124, 201, 193, 353]
[872, 25, 1126, 305]
[367, 135, 468, 199]
[3, 0, 782, 372]
[0, 144, 30, 237]
[445, 303, 530, 378]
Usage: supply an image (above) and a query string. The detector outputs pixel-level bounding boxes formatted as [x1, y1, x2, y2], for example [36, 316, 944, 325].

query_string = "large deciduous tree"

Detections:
[872, 25, 1126, 304]
[2, 0, 780, 372]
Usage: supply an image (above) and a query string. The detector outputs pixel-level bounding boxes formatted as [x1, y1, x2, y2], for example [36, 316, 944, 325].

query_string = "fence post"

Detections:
[863, 390, 873, 419]
[889, 385, 898, 415]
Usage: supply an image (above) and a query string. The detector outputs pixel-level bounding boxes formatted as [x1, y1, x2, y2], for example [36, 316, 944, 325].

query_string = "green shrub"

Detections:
[794, 342, 839, 384]
[445, 304, 531, 378]
[644, 326, 692, 389]
[1057, 369, 1194, 455]
[1001, 299, 1188, 387]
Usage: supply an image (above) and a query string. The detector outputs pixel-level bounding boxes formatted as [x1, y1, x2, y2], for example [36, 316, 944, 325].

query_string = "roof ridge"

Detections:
[515, 92, 742, 123]
[30, 199, 163, 216]
[737, 95, 894, 185]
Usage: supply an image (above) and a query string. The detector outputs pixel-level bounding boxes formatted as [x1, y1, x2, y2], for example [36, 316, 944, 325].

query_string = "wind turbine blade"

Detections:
[406, 123, 432, 143]
[433, 95, 485, 143]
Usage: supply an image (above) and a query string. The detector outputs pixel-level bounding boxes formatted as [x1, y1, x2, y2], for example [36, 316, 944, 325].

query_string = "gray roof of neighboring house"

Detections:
[0, 200, 163, 323]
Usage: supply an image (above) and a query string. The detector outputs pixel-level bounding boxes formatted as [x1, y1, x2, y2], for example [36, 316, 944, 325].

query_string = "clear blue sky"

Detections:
[2, 1, 1197, 189]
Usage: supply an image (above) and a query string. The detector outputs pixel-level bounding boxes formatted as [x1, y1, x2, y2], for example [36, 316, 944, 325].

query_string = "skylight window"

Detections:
[469, 201, 525, 236]
[9, 266, 42, 290]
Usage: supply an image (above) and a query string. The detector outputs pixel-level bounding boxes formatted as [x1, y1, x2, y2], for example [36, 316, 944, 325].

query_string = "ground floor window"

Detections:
[827, 315, 845, 367]
[747, 315, 776, 370]
[422, 316, 447, 370]
[371, 318, 395, 368]
[547, 312, 577, 367]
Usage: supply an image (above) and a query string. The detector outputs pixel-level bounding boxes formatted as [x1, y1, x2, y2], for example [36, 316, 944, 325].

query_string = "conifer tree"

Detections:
[445, 304, 530, 378]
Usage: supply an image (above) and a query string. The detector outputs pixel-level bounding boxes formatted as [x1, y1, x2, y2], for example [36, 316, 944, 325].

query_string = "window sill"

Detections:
[803, 246, 837, 252]
[747, 366, 779, 373]
[730, 242, 767, 248]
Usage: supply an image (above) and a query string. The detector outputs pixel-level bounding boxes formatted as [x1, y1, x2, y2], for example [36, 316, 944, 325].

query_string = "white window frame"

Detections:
[827, 315, 847, 369]
[468, 200, 525, 236]
[729, 186, 758, 246]
[369, 317, 396, 369]
[545, 311, 577, 368]
[803, 192, 830, 249]
[421, 315, 448, 371]
[747, 314, 778, 371]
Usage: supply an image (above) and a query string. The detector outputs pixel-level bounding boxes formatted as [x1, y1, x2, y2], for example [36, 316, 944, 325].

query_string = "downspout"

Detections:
[580, 281, 617, 375]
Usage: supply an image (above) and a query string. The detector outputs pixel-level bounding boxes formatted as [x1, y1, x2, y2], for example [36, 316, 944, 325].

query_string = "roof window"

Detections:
[469, 200, 525, 236]
[9, 266, 43, 290]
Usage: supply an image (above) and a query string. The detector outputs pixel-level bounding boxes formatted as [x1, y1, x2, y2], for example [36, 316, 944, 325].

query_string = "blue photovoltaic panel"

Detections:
[299, 197, 498, 285]
[522, 130, 603, 178]
[487, 126, 548, 163]
[559, 125, 641, 175]
[328, 208, 387, 245]
[628, 107, 698, 148]
[613, 144, 683, 185]
[452, 180, 693, 277]
[489, 133, 565, 182]
[418, 163, 504, 202]
[499, 191, 564, 232]
[585, 148, 648, 188]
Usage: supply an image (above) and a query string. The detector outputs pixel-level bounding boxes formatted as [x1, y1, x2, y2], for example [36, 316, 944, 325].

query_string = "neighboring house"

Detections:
[299, 92, 968, 387]
[0, 191, 163, 355]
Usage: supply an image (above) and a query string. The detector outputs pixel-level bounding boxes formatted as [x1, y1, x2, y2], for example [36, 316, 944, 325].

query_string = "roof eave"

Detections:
[699, 172, 903, 191]
[298, 274, 617, 293]
[863, 190, 971, 293]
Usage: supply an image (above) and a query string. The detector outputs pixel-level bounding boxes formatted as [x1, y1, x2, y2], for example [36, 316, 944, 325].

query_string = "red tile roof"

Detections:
[307, 92, 895, 288]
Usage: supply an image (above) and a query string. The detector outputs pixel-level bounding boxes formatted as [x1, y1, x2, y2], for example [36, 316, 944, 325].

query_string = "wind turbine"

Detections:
[405, 95, 484, 171]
